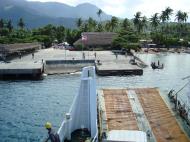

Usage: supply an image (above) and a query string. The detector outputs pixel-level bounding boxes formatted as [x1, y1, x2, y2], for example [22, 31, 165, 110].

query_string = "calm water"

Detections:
[0, 53, 190, 142]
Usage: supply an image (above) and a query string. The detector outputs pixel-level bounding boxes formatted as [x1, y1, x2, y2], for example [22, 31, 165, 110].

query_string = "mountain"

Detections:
[74, 3, 111, 20]
[0, 0, 112, 29]
[0, 4, 77, 29]
[26, 2, 112, 20]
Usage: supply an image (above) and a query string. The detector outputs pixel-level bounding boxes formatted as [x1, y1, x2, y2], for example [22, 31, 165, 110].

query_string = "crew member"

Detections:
[45, 122, 60, 142]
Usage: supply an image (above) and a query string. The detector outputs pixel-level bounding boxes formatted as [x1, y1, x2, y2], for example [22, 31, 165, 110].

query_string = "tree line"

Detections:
[0, 7, 190, 49]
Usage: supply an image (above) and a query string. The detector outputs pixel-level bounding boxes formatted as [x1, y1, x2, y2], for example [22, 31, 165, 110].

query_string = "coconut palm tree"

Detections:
[76, 18, 83, 29]
[87, 17, 97, 31]
[110, 16, 119, 32]
[122, 18, 130, 30]
[175, 10, 183, 23]
[91, 19, 97, 31]
[141, 16, 147, 33]
[97, 9, 103, 23]
[176, 11, 189, 37]
[56, 26, 65, 43]
[81, 23, 88, 32]
[182, 12, 188, 23]
[160, 7, 173, 33]
[104, 21, 111, 31]
[0, 18, 4, 29]
[96, 23, 103, 32]
[133, 12, 142, 33]
[175, 10, 183, 36]
[18, 18, 25, 29]
[150, 13, 160, 31]
[182, 12, 188, 36]
[7, 20, 13, 32]
[164, 7, 173, 22]
[160, 11, 167, 23]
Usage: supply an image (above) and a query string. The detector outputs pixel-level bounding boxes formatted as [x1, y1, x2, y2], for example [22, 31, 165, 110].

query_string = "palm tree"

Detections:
[164, 7, 173, 22]
[176, 11, 188, 37]
[160, 7, 173, 33]
[104, 21, 111, 31]
[175, 10, 183, 23]
[87, 17, 97, 31]
[0, 18, 4, 29]
[56, 26, 65, 43]
[141, 16, 147, 33]
[182, 12, 188, 36]
[97, 9, 103, 23]
[18, 18, 25, 29]
[81, 23, 88, 32]
[150, 13, 160, 31]
[110, 16, 118, 32]
[96, 23, 103, 32]
[182, 12, 188, 23]
[76, 18, 83, 29]
[7, 20, 13, 32]
[133, 12, 142, 33]
[175, 10, 183, 37]
[160, 11, 167, 23]
[122, 18, 130, 30]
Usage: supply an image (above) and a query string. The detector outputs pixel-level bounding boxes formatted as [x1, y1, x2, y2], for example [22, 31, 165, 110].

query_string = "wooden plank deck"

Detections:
[101, 88, 190, 142]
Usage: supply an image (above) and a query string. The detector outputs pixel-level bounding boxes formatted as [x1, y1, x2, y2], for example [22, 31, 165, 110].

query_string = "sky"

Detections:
[28, 0, 190, 21]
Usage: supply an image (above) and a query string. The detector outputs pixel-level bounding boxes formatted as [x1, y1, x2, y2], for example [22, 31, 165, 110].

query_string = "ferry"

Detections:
[56, 66, 190, 142]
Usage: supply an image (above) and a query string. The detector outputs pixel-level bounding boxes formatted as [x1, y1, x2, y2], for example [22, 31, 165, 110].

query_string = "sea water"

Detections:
[0, 53, 190, 141]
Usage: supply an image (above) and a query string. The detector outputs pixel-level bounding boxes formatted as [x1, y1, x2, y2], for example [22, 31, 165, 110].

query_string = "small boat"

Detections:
[151, 62, 164, 69]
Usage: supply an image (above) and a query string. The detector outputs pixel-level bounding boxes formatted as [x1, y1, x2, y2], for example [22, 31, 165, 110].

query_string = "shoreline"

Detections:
[139, 47, 190, 54]
[0, 48, 190, 78]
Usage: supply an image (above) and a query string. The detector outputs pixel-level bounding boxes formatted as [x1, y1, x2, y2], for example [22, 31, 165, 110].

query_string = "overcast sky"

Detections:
[27, 0, 190, 21]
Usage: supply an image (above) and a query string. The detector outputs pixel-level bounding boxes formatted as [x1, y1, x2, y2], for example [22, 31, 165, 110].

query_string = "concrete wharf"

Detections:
[98, 88, 190, 142]
[0, 61, 43, 80]
[45, 59, 95, 74]
[96, 59, 143, 76]
[0, 49, 145, 79]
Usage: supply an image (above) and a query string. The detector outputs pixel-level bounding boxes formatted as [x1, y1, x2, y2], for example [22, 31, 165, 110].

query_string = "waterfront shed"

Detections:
[0, 43, 41, 59]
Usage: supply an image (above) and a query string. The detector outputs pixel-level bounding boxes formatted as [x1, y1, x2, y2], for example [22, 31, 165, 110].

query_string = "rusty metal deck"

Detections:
[101, 88, 190, 142]
[103, 89, 139, 131]
[135, 88, 189, 142]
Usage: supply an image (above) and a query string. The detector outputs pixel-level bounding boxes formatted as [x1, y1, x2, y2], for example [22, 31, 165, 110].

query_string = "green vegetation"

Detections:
[0, 7, 190, 49]
[112, 26, 139, 50]
[0, 18, 71, 48]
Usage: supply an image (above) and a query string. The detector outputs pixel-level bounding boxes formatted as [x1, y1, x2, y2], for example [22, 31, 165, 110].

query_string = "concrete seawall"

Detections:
[45, 60, 95, 74]
[0, 61, 43, 80]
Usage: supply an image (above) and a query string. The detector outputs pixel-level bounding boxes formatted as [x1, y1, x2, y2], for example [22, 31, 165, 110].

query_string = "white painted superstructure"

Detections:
[105, 130, 147, 142]
[57, 66, 98, 141]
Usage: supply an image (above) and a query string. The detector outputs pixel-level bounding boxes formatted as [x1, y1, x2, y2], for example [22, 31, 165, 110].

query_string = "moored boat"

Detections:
[151, 61, 164, 69]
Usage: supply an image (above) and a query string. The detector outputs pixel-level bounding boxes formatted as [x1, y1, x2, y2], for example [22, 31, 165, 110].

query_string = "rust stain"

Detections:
[136, 88, 190, 142]
[102, 88, 190, 142]
[103, 89, 139, 131]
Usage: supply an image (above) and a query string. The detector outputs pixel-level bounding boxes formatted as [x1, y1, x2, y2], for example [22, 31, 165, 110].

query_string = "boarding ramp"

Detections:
[57, 66, 98, 142]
